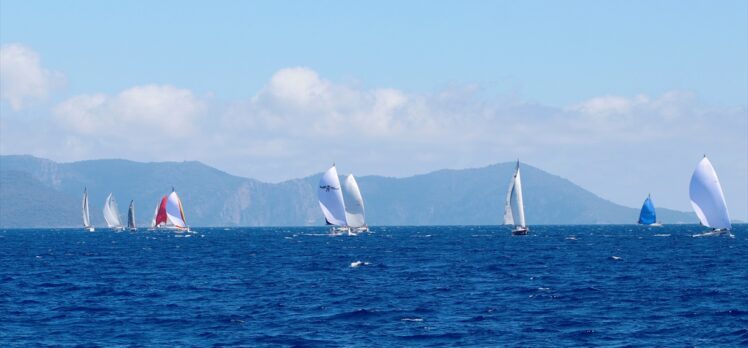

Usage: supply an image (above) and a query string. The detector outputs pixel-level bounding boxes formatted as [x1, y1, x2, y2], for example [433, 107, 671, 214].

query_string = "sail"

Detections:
[318, 165, 347, 226]
[504, 162, 526, 228]
[150, 201, 159, 228]
[166, 190, 187, 228]
[127, 200, 136, 229]
[503, 179, 515, 225]
[82, 188, 91, 228]
[103, 193, 123, 228]
[638, 195, 657, 225]
[689, 156, 731, 230]
[154, 196, 168, 227]
[342, 174, 366, 227]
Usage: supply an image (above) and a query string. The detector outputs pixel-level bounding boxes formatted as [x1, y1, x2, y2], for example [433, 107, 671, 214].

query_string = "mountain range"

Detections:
[0, 155, 695, 228]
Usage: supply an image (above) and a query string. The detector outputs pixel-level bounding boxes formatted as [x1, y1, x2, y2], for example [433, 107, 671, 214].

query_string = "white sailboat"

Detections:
[342, 174, 369, 234]
[103, 193, 125, 232]
[82, 187, 95, 232]
[127, 200, 137, 232]
[318, 165, 350, 235]
[504, 161, 529, 235]
[689, 156, 732, 237]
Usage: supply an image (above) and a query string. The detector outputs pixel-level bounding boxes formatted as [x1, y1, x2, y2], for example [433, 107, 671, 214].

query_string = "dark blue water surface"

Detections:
[1, 225, 747, 346]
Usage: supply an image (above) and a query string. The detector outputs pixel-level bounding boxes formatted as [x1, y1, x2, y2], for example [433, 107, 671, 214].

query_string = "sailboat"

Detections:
[504, 160, 529, 235]
[318, 165, 350, 235]
[690, 156, 732, 237]
[82, 187, 95, 232]
[638, 194, 662, 227]
[103, 193, 125, 232]
[127, 200, 137, 231]
[342, 174, 369, 234]
[151, 188, 191, 232]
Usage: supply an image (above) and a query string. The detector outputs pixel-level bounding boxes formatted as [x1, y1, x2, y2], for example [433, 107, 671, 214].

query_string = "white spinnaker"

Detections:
[689, 156, 731, 230]
[82, 189, 91, 227]
[342, 174, 366, 228]
[103, 193, 123, 228]
[318, 165, 348, 226]
[166, 191, 187, 228]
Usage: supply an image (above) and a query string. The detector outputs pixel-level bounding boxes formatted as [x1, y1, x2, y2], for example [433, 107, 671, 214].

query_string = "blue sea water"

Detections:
[1, 225, 747, 347]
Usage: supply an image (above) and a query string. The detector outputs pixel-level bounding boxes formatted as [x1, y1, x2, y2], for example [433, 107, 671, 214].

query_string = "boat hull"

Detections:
[329, 226, 351, 236]
[512, 227, 529, 235]
[692, 229, 733, 238]
[348, 226, 370, 235]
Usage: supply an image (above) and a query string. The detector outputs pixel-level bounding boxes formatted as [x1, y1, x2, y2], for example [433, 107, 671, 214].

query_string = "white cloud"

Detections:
[54, 85, 206, 138]
[0, 43, 64, 110]
[2, 66, 745, 218]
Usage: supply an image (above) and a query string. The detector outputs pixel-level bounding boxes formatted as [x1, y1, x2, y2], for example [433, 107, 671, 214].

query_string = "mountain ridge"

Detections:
[0, 154, 695, 227]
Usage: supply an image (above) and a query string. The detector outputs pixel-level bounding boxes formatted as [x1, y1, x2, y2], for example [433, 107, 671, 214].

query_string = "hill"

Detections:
[0, 155, 695, 227]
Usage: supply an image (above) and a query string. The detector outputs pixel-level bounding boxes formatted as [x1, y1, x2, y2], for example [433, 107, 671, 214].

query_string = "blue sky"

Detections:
[3, 1, 746, 104]
[1, 0, 747, 219]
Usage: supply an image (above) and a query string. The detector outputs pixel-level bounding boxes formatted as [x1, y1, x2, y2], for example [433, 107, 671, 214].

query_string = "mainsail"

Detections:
[318, 165, 347, 226]
[82, 188, 92, 228]
[165, 190, 188, 229]
[342, 174, 366, 228]
[689, 156, 731, 230]
[127, 200, 136, 229]
[638, 195, 657, 225]
[103, 193, 123, 228]
[503, 161, 527, 229]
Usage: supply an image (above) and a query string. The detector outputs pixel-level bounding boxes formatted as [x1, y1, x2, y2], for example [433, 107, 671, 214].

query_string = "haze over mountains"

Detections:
[0, 155, 695, 228]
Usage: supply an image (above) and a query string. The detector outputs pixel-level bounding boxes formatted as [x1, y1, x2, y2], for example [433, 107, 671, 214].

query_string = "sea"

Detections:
[1, 225, 746, 347]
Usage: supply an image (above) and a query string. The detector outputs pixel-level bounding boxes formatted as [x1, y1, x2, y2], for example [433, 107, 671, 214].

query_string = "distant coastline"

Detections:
[1, 154, 696, 228]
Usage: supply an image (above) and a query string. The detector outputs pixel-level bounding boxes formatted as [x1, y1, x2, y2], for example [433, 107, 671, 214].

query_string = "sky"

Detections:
[1, 0, 746, 220]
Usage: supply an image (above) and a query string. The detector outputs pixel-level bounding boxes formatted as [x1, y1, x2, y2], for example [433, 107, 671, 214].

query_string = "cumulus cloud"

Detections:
[224, 68, 720, 151]
[54, 85, 206, 138]
[0, 44, 64, 110]
[2, 66, 745, 218]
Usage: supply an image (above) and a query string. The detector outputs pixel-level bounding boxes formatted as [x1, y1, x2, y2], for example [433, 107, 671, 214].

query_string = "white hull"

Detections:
[85, 226, 95, 232]
[154, 225, 193, 233]
[329, 225, 370, 236]
[512, 226, 529, 235]
[329, 226, 350, 236]
[350, 225, 370, 235]
[692, 229, 733, 238]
